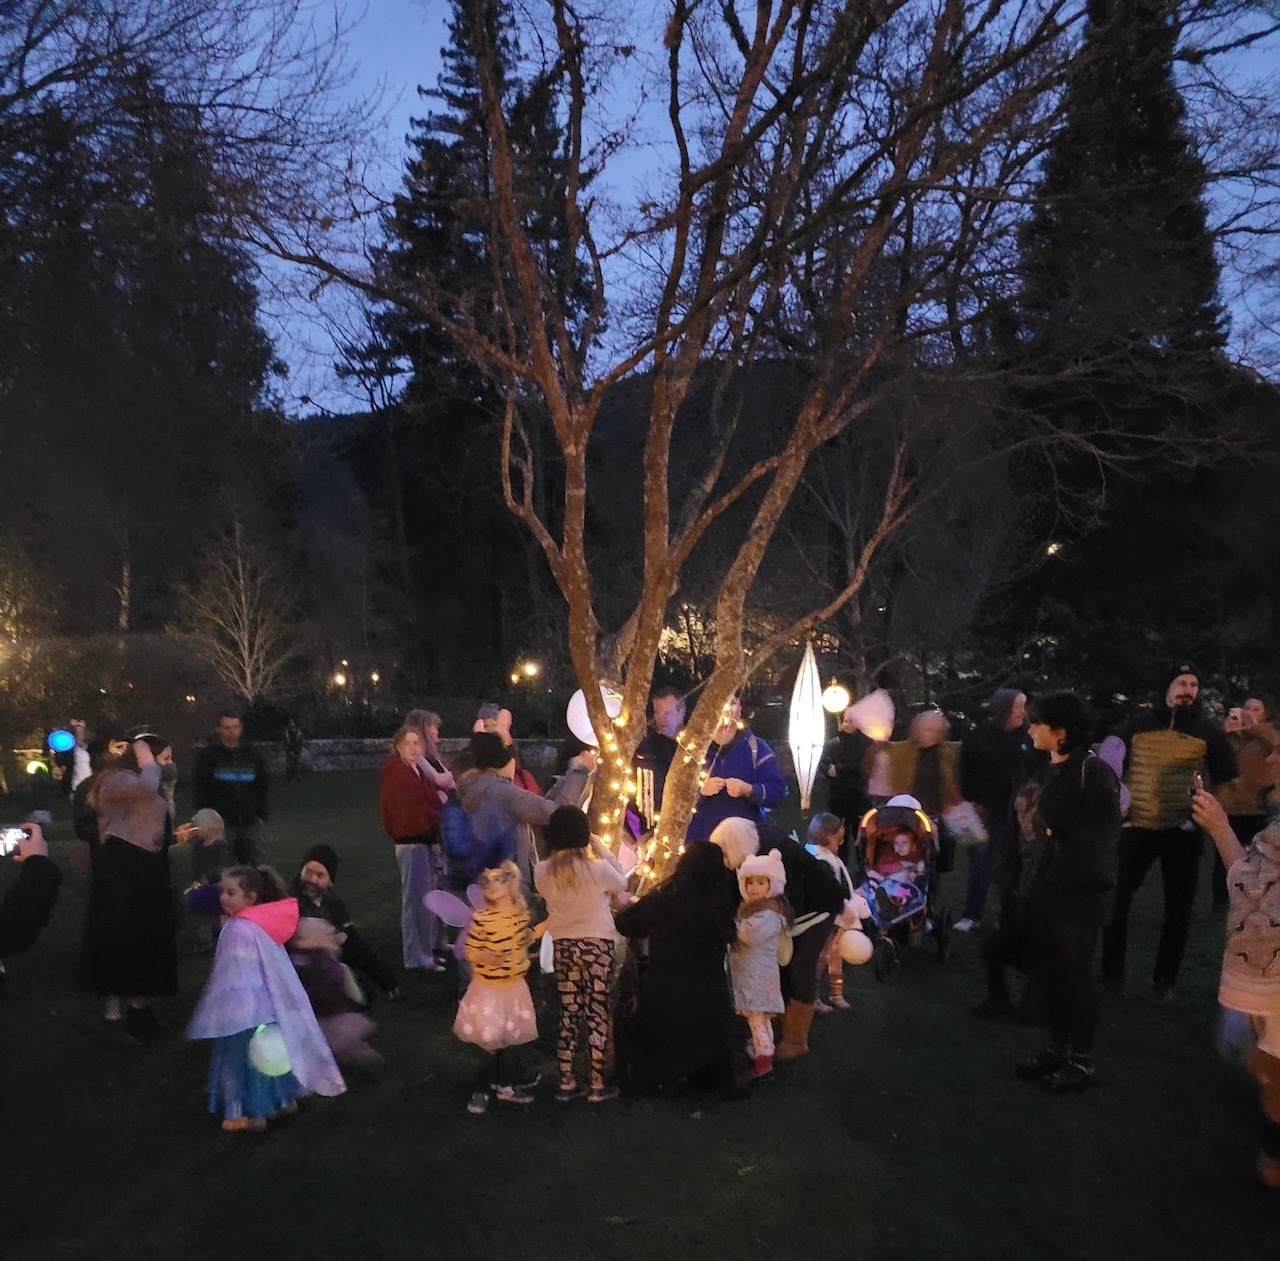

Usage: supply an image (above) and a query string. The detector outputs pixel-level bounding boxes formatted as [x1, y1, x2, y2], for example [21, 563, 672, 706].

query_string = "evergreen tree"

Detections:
[344, 0, 593, 689]
[972, 0, 1273, 700]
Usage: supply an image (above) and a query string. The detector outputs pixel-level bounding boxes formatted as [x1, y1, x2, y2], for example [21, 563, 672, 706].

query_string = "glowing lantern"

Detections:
[565, 685, 624, 746]
[48, 728, 76, 754]
[821, 682, 851, 714]
[840, 929, 874, 965]
[789, 641, 825, 812]
[248, 1023, 292, 1077]
[848, 689, 896, 742]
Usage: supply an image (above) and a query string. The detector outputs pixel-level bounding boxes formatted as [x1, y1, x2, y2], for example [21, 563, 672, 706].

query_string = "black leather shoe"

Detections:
[1016, 1047, 1066, 1081]
[1043, 1058, 1096, 1094]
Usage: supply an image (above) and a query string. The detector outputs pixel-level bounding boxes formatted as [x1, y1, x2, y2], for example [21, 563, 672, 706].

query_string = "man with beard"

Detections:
[633, 687, 686, 827]
[1100, 661, 1238, 1003]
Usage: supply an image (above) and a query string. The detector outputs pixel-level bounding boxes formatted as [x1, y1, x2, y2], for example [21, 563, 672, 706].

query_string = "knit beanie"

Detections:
[547, 805, 590, 851]
[471, 732, 514, 770]
[302, 843, 339, 883]
[988, 687, 1023, 728]
[738, 848, 786, 899]
[1161, 659, 1202, 693]
[189, 808, 226, 845]
[709, 817, 760, 870]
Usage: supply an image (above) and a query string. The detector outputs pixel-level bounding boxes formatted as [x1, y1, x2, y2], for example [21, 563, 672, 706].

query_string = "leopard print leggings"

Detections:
[553, 937, 615, 1090]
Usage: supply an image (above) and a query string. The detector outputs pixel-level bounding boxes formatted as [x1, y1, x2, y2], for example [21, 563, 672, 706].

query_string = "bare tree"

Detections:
[175, 519, 302, 701]
[259, 0, 1279, 872]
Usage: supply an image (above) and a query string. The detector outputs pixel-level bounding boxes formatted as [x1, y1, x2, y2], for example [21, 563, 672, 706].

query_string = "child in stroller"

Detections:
[856, 794, 954, 979]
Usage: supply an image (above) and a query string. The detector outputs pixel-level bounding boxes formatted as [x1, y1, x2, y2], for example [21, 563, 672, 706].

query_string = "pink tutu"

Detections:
[453, 978, 538, 1052]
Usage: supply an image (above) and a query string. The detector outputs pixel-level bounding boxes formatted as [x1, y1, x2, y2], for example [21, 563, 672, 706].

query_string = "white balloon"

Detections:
[565, 685, 623, 746]
[848, 689, 896, 742]
[248, 1023, 292, 1077]
[839, 929, 874, 966]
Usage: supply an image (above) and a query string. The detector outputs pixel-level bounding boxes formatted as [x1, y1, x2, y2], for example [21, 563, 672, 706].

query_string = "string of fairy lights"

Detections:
[615, 706, 745, 892]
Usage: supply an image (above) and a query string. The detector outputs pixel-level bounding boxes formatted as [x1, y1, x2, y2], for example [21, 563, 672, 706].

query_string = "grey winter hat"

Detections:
[188, 808, 225, 844]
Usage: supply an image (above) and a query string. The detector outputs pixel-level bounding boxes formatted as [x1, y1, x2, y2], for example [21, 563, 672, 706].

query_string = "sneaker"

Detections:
[587, 1086, 620, 1104]
[494, 1085, 535, 1105]
[126, 1005, 165, 1040]
[751, 1055, 775, 1082]
[221, 1116, 267, 1133]
[1015, 1047, 1066, 1081]
[102, 1017, 139, 1047]
[1043, 1057, 1096, 1094]
[555, 1080, 578, 1103]
[830, 995, 851, 1010]
[953, 917, 980, 934]
[466, 1090, 491, 1114]
[813, 998, 833, 1015]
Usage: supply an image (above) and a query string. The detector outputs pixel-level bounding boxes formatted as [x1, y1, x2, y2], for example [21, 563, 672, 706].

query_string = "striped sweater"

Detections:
[463, 904, 533, 984]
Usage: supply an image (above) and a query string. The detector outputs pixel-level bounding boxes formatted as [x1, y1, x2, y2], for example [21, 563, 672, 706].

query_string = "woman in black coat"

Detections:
[1013, 693, 1120, 1094]
[614, 842, 740, 1093]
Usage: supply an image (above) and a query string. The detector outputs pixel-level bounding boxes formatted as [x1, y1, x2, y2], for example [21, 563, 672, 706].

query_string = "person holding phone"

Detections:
[0, 822, 63, 997]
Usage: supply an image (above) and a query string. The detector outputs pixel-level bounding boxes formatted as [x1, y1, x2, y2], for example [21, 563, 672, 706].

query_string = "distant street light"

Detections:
[370, 671, 380, 684]
[523, 661, 540, 678]
[332, 672, 347, 687]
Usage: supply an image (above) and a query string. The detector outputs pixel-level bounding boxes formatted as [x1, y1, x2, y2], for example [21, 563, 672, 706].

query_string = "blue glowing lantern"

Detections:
[48, 728, 76, 754]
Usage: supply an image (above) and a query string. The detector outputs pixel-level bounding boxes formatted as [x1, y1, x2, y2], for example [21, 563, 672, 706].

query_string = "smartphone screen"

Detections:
[0, 826, 29, 857]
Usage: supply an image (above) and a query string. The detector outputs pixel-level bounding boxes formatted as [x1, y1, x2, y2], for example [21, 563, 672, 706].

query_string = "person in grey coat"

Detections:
[458, 733, 592, 888]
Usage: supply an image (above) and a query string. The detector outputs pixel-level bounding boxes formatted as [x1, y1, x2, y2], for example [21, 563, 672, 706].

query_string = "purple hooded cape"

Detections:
[186, 908, 345, 1100]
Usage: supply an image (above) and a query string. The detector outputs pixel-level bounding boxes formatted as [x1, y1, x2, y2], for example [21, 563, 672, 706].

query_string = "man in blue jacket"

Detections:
[193, 710, 270, 864]
[686, 698, 787, 843]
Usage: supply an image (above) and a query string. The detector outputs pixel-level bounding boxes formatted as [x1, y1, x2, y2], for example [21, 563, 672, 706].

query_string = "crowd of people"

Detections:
[1, 660, 1278, 1186]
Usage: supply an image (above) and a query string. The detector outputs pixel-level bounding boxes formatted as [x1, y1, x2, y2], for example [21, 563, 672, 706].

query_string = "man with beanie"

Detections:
[956, 688, 1031, 933]
[1100, 660, 1238, 1002]
[294, 844, 398, 997]
[458, 733, 589, 889]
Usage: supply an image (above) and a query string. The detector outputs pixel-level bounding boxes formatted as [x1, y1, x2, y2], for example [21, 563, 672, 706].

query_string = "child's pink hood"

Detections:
[235, 898, 300, 945]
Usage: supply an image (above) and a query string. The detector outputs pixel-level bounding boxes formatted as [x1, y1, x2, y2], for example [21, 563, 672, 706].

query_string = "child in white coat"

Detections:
[730, 849, 792, 1081]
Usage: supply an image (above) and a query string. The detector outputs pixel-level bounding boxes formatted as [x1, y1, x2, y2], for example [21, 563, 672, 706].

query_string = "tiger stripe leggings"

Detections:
[553, 937, 615, 1091]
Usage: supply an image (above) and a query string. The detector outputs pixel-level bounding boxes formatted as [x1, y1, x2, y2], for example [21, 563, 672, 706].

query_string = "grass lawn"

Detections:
[2, 771, 1276, 1260]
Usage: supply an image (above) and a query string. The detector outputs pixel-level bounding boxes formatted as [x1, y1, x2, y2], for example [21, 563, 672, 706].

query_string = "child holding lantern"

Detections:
[731, 849, 792, 1081]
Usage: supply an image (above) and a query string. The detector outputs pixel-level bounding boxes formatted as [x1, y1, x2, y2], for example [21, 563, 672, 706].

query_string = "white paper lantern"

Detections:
[821, 682, 851, 714]
[248, 1023, 292, 1077]
[565, 684, 624, 746]
[848, 688, 896, 742]
[840, 929, 874, 966]
[789, 641, 825, 813]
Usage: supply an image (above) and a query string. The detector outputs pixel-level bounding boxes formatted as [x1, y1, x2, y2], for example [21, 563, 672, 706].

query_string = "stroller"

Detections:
[854, 795, 954, 980]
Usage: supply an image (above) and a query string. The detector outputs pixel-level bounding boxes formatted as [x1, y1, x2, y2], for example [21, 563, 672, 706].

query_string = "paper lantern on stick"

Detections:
[47, 728, 76, 754]
[848, 689, 896, 742]
[565, 685, 624, 746]
[789, 641, 825, 813]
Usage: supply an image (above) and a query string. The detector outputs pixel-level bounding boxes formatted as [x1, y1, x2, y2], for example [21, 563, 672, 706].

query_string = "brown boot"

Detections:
[775, 1000, 815, 1060]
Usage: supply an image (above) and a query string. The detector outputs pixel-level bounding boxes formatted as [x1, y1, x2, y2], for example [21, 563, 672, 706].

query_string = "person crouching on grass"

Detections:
[186, 865, 344, 1132]
[1193, 769, 1280, 1188]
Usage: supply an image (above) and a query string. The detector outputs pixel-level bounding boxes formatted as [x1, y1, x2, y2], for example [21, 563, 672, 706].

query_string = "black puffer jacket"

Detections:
[1023, 751, 1122, 925]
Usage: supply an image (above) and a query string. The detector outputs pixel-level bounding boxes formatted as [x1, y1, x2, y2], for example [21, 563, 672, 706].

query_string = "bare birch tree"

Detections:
[176, 519, 302, 701]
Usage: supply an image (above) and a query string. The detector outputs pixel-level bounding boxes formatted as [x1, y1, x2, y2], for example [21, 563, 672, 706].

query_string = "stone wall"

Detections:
[249, 736, 567, 776]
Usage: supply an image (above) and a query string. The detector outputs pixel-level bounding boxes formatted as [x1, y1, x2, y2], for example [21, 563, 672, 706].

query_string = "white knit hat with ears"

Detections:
[738, 848, 786, 899]
[709, 817, 760, 870]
